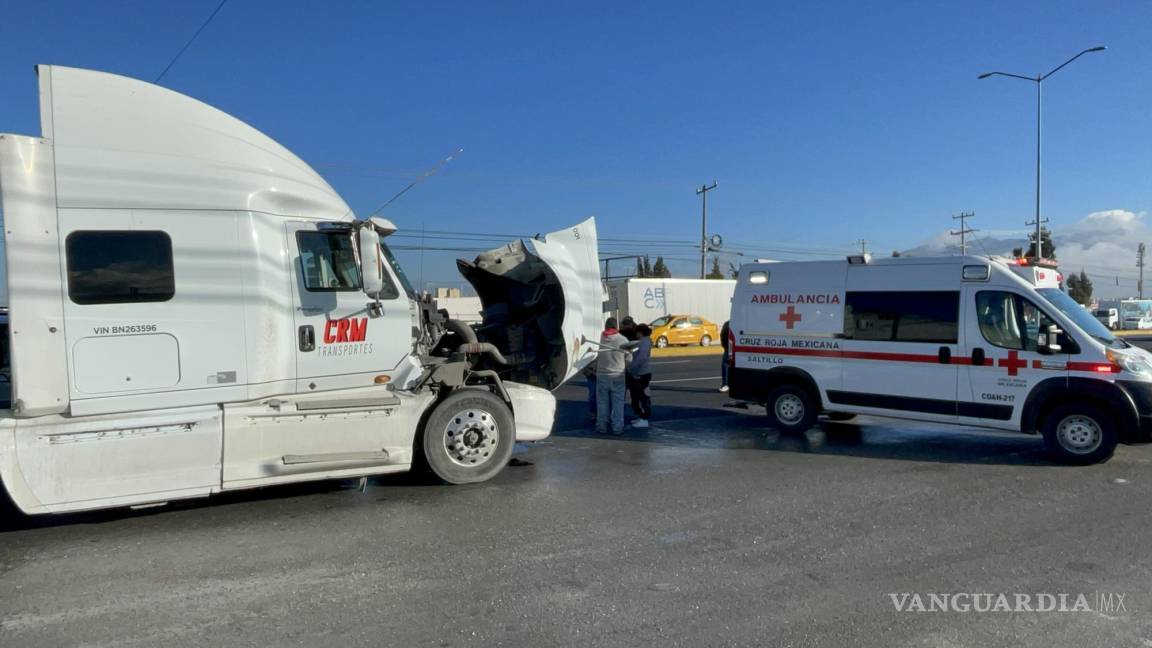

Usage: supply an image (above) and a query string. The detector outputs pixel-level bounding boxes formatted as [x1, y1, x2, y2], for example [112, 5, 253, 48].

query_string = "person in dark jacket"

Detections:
[719, 320, 731, 392]
[627, 324, 653, 428]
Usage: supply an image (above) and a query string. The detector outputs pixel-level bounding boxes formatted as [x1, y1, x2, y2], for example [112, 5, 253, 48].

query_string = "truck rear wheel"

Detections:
[765, 384, 818, 434]
[1041, 401, 1117, 465]
[421, 390, 515, 484]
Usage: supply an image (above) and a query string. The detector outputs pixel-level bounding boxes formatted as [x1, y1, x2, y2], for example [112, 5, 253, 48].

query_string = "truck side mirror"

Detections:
[1037, 324, 1063, 355]
[358, 227, 385, 298]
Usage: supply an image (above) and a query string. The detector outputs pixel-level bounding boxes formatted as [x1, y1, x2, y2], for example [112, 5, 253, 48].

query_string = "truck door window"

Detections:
[65, 231, 175, 305]
[976, 291, 1058, 351]
[844, 291, 959, 343]
[297, 231, 361, 292]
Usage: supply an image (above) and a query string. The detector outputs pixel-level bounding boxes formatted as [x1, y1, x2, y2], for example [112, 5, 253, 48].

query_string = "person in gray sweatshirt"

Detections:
[596, 317, 634, 435]
[627, 324, 653, 428]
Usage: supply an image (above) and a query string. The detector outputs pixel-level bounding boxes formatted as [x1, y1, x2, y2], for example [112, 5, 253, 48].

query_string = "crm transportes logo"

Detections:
[888, 591, 1128, 614]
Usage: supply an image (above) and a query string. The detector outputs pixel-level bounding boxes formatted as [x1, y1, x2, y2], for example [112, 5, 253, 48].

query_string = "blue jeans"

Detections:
[721, 350, 730, 386]
[586, 374, 597, 413]
[596, 373, 626, 433]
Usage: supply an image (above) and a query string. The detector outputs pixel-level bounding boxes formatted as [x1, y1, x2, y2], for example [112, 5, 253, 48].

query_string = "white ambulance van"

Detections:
[728, 254, 1152, 464]
[0, 66, 603, 515]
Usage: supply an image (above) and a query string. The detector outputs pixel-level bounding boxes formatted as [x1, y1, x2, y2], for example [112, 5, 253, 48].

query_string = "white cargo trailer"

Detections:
[0, 66, 603, 515]
[606, 278, 736, 326]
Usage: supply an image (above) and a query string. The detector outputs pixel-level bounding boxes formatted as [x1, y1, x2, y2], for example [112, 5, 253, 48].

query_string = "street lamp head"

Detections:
[1087, 46, 1107, 52]
[977, 72, 994, 79]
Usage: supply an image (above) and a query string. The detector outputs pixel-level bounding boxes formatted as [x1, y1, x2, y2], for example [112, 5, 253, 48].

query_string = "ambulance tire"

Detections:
[420, 390, 516, 484]
[1040, 401, 1118, 465]
[765, 384, 818, 434]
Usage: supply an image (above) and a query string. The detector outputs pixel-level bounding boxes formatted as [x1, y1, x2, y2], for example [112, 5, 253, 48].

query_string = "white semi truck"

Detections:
[0, 66, 603, 515]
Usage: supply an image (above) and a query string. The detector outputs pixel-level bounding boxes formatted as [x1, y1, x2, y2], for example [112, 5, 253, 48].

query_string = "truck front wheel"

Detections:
[1040, 401, 1118, 465]
[421, 390, 515, 484]
[765, 384, 818, 434]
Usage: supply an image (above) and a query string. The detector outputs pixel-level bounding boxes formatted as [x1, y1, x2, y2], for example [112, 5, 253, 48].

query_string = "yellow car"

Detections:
[648, 314, 720, 348]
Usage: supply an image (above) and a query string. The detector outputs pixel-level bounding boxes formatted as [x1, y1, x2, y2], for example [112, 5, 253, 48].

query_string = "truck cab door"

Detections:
[287, 222, 414, 393]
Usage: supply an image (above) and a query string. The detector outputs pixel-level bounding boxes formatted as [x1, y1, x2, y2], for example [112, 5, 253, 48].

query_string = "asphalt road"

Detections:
[4, 351, 1152, 646]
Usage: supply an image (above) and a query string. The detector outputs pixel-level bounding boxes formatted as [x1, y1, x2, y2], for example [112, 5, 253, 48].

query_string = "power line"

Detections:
[155, 0, 229, 83]
[951, 211, 977, 255]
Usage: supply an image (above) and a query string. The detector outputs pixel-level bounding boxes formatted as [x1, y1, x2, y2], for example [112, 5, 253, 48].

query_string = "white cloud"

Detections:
[908, 209, 1151, 298]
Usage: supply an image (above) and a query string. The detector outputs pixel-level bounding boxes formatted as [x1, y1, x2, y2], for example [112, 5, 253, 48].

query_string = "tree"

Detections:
[1067, 269, 1093, 304]
[728, 262, 740, 279]
[706, 256, 725, 279]
[651, 256, 671, 278]
[635, 257, 646, 278]
[891, 250, 902, 257]
[1025, 229, 1056, 260]
[642, 255, 653, 278]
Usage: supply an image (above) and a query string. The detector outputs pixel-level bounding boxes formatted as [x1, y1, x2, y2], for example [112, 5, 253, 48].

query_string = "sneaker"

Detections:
[595, 428, 608, 435]
[719, 385, 729, 393]
[632, 418, 649, 429]
[611, 428, 625, 436]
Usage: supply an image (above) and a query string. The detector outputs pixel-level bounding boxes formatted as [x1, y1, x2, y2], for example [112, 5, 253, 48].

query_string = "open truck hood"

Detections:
[457, 218, 603, 390]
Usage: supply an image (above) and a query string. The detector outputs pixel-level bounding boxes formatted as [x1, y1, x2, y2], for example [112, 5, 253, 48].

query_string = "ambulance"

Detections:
[728, 254, 1152, 464]
[0, 66, 603, 515]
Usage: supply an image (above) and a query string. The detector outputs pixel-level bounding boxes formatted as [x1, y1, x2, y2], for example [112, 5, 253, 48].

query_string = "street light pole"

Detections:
[978, 46, 1105, 260]
[696, 182, 718, 279]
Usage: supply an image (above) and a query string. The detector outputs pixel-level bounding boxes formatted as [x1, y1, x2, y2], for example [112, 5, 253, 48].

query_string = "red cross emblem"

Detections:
[779, 305, 802, 329]
[998, 350, 1028, 376]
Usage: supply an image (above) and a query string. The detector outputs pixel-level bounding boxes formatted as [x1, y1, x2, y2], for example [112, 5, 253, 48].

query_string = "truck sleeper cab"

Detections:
[728, 254, 1152, 464]
[0, 66, 603, 515]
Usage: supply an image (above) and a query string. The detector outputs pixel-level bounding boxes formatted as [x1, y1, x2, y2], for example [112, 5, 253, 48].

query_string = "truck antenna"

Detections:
[343, 148, 464, 222]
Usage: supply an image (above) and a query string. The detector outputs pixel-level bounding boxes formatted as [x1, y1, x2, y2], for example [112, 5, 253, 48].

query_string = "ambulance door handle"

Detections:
[971, 347, 985, 367]
[937, 346, 951, 365]
[299, 325, 315, 352]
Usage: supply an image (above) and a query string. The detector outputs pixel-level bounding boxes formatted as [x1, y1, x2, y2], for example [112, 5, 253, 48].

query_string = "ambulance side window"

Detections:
[976, 291, 1058, 351]
[844, 291, 959, 343]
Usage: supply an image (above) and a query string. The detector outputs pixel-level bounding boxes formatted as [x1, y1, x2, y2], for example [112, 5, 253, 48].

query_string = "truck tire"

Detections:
[1040, 401, 1118, 465]
[421, 390, 516, 484]
[765, 384, 818, 434]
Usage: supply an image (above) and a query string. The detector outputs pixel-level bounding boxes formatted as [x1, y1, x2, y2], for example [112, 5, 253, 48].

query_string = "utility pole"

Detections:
[1025, 217, 1050, 259]
[951, 212, 977, 255]
[696, 182, 718, 279]
[855, 239, 868, 255]
[1139, 243, 1146, 299]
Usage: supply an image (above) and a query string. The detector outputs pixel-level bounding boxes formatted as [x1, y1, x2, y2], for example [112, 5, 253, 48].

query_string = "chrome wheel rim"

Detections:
[775, 394, 805, 425]
[1056, 414, 1102, 454]
[701, 336, 711, 346]
[657, 337, 668, 348]
[443, 408, 499, 467]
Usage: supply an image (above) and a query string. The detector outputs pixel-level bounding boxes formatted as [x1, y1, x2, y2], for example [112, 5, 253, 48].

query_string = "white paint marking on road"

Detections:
[651, 377, 719, 384]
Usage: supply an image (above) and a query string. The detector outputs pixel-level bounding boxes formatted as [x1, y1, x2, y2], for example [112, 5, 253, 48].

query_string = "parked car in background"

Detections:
[1123, 314, 1152, 330]
[1094, 308, 1119, 330]
[649, 314, 719, 348]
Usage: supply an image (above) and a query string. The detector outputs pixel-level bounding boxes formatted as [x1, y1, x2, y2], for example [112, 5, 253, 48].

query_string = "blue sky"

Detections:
[1, 1, 1148, 290]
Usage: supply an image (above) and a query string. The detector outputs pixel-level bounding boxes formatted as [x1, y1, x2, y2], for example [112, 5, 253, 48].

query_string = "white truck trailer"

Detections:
[606, 278, 736, 326]
[0, 66, 603, 515]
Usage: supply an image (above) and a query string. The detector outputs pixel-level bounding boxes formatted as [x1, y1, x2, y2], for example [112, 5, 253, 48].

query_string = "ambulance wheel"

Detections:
[656, 336, 669, 348]
[700, 335, 712, 346]
[1040, 402, 1117, 465]
[421, 390, 515, 484]
[766, 385, 818, 434]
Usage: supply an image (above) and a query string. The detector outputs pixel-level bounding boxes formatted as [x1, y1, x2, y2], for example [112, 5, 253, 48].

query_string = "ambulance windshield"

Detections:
[1036, 288, 1123, 347]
